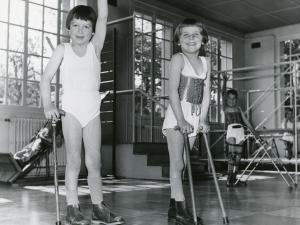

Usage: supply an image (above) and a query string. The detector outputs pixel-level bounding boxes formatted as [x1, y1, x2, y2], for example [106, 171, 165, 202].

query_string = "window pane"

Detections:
[9, 25, 24, 52]
[135, 16, 143, 33]
[142, 56, 151, 75]
[134, 53, 142, 75]
[221, 56, 226, 71]
[156, 24, 163, 39]
[28, 3, 43, 30]
[10, 0, 25, 26]
[61, 12, 69, 36]
[7, 79, 22, 105]
[155, 38, 162, 58]
[142, 35, 152, 55]
[0, 0, 9, 22]
[135, 34, 142, 54]
[143, 19, 152, 34]
[154, 59, 161, 77]
[211, 53, 218, 71]
[26, 81, 40, 107]
[44, 33, 57, 57]
[135, 74, 142, 89]
[8, 52, 23, 78]
[0, 78, 5, 104]
[0, 50, 7, 77]
[28, 55, 41, 81]
[209, 37, 218, 55]
[227, 42, 232, 58]
[44, 0, 58, 8]
[220, 40, 226, 57]
[44, 7, 58, 33]
[0, 22, 7, 49]
[164, 26, 172, 41]
[28, 29, 42, 55]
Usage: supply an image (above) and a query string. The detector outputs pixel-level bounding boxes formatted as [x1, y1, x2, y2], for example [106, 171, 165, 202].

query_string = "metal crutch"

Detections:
[183, 132, 198, 225]
[52, 119, 61, 225]
[203, 133, 229, 224]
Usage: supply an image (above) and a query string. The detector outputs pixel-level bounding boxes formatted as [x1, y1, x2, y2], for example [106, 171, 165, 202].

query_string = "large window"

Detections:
[134, 13, 173, 118]
[0, 0, 86, 107]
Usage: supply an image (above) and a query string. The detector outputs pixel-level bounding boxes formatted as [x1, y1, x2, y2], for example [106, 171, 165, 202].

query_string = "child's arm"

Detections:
[282, 118, 288, 129]
[169, 54, 193, 134]
[198, 57, 211, 133]
[222, 72, 228, 111]
[239, 106, 256, 134]
[40, 44, 64, 120]
[91, 0, 108, 57]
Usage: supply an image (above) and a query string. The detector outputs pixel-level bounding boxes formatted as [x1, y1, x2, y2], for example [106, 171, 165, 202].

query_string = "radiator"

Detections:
[9, 117, 67, 166]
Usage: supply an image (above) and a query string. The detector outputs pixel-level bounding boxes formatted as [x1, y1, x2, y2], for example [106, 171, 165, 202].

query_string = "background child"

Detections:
[40, 1, 124, 224]
[162, 18, 210, 225]
[222, 73, 254, 187]
[281, 108, 294, 159]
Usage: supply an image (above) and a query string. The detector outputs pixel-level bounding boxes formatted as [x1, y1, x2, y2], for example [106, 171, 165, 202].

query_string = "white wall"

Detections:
[244, 23, 300, 129]
[244, 35, 276, 128]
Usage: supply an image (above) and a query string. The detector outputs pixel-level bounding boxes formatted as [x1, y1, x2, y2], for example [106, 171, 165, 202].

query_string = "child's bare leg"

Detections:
[83, 115, 102, 204]
[166, 129, 185, 201]
[63, 113, 90, 225]
[62, 113, 83, 206]
[166, 129, 202, 224]
[84, 115, 124, 224]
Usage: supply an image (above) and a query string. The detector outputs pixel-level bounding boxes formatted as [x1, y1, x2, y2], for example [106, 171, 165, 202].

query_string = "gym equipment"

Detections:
[236, 127, 296, 188]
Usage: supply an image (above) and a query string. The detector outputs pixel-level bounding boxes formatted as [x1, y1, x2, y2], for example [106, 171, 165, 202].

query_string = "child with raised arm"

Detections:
[281, 108, 294, 159]
[40, 1, 124, 224]
[162, 18, 210, 225]
[222, 73, 253, 187]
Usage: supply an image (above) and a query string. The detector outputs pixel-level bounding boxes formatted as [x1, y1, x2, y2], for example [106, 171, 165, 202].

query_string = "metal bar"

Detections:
[107, 16, 133, 26]
[203, 134, 229, 224]
[52, 120, 61, 225]
[112, 28, 117, 176]
[293, 62, 298, 185]
[183, 133, 198, 224]
[217, 59, 300, 74]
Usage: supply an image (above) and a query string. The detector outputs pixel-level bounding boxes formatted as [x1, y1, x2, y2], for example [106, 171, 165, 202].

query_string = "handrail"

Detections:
[114, 88, 167, 111]
[216, 59, 300, 74]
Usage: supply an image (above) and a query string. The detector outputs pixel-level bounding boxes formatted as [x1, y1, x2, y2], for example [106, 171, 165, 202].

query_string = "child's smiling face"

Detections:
[69, 18, 93, 45]
[179, 26, 203, 54]
[226, 93, 238, 107]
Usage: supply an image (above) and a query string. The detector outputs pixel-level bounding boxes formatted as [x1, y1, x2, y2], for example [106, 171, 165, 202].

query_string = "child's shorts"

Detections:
[226, 123, 245, 145]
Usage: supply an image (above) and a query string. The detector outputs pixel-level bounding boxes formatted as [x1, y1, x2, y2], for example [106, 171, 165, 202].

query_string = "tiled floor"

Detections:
[0, 173, 300, 225]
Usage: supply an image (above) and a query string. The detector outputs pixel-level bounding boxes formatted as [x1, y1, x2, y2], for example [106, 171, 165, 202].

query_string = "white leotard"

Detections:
[60, 42, 102, 127]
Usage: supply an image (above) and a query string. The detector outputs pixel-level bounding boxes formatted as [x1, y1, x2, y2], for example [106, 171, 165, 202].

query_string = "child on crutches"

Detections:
[162, 18, 210, 225]
[222, 73, 254, 187]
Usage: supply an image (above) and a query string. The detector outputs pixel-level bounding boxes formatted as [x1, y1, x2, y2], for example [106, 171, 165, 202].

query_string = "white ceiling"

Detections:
[158, 0, 300, 33]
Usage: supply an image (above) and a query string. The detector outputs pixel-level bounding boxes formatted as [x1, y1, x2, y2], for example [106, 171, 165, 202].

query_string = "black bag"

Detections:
[13, 120, 63, 167]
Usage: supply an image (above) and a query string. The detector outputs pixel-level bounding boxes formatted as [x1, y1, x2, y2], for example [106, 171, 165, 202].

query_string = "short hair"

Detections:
[227, 89, 238, 97]
[66, 5, 97, 32]
[174, 18, 209, 45]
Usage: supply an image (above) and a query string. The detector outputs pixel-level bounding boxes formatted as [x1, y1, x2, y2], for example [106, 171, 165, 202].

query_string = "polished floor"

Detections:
[0, 173, 300, 225]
